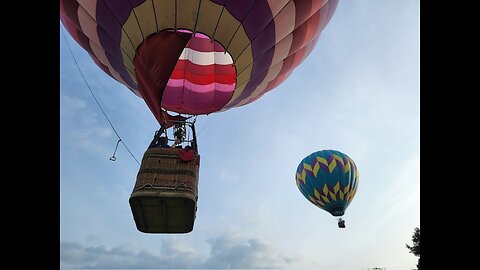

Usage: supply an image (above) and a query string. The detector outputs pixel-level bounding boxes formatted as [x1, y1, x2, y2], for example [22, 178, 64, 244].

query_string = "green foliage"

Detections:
[406, 227, 420, 269]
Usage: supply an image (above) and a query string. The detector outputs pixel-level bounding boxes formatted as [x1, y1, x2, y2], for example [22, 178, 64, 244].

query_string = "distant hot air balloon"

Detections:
[60, 0, 339, 234]
[295, 150, 358, 228]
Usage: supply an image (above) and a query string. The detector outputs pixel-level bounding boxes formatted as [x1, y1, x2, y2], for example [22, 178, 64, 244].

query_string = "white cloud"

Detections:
[61, 240, 200, 269]
[203, 234, 294, 268]
[61, 94, 87, 110]
[61, 234, 294, 269]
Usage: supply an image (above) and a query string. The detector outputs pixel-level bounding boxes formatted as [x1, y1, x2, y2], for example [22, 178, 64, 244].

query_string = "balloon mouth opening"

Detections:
[330, 207, 345, 217]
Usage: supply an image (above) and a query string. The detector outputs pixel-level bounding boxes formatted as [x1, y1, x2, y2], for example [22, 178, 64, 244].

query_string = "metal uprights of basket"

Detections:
[150, 116, 198, 151]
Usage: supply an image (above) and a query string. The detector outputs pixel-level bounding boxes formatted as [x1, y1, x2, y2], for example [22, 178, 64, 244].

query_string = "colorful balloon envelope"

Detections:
[60, 0, 339, 123]
[295, 150, 359, 217]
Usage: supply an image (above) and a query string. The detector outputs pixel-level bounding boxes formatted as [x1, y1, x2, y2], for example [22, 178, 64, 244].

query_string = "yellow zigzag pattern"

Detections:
[305, 181, 357, 207]
[296, 155, 354, 185]
[309, 185, 352, 206]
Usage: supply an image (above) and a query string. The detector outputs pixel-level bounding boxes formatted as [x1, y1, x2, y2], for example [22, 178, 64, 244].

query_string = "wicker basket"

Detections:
[129, 147, 200, 233]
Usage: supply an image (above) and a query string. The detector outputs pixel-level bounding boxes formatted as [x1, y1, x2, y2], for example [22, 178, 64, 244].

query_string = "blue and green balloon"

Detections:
[296, 150, 359, 216]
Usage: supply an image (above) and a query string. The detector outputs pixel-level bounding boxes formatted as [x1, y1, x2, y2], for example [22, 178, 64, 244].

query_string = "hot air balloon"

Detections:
[295, 150, 358, 228]
[60, 0, 339, 233]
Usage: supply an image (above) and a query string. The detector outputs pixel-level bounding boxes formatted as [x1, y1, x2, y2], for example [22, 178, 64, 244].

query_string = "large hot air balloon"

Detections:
[60, 0, 339, 233]
[295, 150, 358, 228]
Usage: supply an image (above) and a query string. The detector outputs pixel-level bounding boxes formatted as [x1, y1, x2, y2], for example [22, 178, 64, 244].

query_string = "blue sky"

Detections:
[60, 0, 420, 269]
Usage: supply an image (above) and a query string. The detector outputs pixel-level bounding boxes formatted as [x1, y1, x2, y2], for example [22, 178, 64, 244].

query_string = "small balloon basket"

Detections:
[129, 147, 200, 233]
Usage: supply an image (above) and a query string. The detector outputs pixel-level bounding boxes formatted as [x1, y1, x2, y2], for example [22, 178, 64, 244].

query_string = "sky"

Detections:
[60, 1, 420, 269]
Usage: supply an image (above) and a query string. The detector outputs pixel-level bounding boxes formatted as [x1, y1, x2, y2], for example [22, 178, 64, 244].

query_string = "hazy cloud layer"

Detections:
[61, 234, 294, 269]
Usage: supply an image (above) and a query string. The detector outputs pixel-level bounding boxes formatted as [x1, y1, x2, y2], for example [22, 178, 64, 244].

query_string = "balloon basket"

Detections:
[129, 147, 200, 233]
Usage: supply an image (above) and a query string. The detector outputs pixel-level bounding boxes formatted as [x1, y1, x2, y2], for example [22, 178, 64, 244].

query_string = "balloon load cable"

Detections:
[61, 27, 141, 166]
